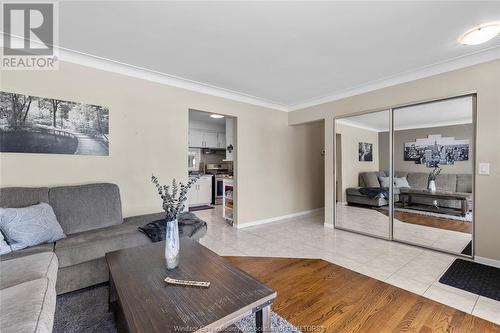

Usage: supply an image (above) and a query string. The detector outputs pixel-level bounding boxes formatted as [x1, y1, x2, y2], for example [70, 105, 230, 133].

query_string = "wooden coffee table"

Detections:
[399, 190, 469, 217]
[105, 239, 276, 333]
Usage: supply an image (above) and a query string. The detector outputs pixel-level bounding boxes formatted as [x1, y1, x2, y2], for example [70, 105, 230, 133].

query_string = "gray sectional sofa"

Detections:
[0, 183, 207, 333]
[346, 171, 472, 210]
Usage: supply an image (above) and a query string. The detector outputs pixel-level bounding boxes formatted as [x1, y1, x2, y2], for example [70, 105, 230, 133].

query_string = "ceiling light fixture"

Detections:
[210, 114, 224, 119]
[458, 22, 500, 45]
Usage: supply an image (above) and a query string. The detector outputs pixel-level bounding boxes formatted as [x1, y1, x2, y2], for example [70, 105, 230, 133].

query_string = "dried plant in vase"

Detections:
[151, 174, 200, 269]
[427, 167, 441, 193]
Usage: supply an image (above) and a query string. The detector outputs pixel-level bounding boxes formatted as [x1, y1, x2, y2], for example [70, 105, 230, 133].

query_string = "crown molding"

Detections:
[2, 32, 500, 113]
[0, 33, 289, 112]
[57, 48, 290, 112]
[288, 45, 500, 112]
[338, 118, 473, 133]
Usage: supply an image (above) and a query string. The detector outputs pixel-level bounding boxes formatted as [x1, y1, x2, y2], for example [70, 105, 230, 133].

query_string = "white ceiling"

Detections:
[52, 2, 500, 110]
[337, 96, 473, 132]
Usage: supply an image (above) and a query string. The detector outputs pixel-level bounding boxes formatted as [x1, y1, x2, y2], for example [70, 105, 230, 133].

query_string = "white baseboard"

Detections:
[323, 222, 334, 229]
[236, 208, 323, 229]
[475, 256, 500, 268]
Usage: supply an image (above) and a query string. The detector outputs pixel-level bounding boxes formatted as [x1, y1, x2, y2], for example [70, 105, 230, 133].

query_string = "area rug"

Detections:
[54, 284, 301, 333]
[439, 259, 500, 301]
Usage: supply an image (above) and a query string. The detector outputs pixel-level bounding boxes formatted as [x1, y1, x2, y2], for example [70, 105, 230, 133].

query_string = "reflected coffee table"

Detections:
[106, 239, 276, 333]
[399, 190, 469, 217]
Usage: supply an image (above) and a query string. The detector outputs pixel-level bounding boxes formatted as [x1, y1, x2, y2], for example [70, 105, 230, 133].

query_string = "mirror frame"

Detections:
[333, 93, 477, 258]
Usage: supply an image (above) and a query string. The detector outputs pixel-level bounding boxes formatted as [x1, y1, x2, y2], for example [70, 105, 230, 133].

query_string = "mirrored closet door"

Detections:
[392, 96, 475, 256]
[334, 110, 391, 239]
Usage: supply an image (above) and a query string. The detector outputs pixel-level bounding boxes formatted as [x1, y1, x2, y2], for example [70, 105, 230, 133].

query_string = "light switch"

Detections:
[479, 163, 490, 175]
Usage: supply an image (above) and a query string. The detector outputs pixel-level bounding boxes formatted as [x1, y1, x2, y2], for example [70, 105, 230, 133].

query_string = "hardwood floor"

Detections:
[226, 257, 499, 333]
[375, 208, 472, 233]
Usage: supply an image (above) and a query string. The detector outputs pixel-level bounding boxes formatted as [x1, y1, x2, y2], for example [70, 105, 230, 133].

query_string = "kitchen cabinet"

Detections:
[217, 132, 226, 149]
[188, 129, 204, 148]
[188, 129, 225, 149]
[203, 132, 218, 148]
[188, 176, 212, 207]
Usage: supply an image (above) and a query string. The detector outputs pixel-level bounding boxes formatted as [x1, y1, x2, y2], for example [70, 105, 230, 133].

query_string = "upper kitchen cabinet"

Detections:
[188, 110, 227, 149]
[188, 129, 204, 147]
[217, 132, 226, 149]
[188, 129, 224, 148]
[203, 131, 219, 148]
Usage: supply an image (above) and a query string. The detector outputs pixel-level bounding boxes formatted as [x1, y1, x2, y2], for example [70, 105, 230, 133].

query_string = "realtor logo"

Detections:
[1, 2, 58, 70]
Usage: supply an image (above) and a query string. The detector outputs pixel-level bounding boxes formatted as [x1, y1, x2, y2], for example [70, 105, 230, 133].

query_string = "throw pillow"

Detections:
[0, 231, 11, 255]
[378, 176, 391, 188]
[394, 177, 411, 188]
[362, 173, 381, 187]
[0, 203, 65, 251]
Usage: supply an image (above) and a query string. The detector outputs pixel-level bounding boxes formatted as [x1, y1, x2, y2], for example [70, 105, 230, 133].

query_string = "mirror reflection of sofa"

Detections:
[346, 171, 472, 212]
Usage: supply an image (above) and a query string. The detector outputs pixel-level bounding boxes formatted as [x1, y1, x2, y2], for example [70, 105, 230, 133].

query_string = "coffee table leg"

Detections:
[255, 304, 271, 333]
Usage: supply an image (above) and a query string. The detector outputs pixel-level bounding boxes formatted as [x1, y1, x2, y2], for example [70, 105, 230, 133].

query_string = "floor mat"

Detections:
[189, 205, 215, 212]
[439, 259, 500, 301]
[461, 241, 472, 256]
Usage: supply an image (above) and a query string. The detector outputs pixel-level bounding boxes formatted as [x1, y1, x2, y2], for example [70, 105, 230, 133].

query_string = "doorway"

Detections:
[187, 109, 237, 225]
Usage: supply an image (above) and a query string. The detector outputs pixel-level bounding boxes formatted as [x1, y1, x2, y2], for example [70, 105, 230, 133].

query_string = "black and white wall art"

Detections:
[404, 134, 469, 168]
[358, 142, 373, 161]
[0, 91, 109, 156]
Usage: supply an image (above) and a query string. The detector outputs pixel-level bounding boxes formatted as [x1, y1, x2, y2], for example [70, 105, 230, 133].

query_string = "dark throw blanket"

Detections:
[138, 212, 207, 242]
[358, 187, 389, 199]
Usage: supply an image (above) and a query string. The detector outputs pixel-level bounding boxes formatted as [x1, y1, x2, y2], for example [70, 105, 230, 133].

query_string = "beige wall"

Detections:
[335, 122, 379, 202]
[0, 61, 324, 225]
[289, 59, 500, 262]
[379, 124, 474, 174]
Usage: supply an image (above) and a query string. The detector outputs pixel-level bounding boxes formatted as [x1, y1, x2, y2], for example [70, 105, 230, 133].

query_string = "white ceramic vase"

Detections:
[165, 219, 180, 270]
[428, 180, 437, 193]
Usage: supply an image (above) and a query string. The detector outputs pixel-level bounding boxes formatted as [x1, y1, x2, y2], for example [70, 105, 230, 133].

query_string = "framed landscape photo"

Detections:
[358, 142, 373, 162]
[0, 91, 109, 156]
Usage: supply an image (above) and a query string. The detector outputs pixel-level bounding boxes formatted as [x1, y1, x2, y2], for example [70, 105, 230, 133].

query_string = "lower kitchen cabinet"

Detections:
[188, 176, 212, 207]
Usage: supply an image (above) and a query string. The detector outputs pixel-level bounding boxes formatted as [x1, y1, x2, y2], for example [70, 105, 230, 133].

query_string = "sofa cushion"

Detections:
[0, 187, 49, 208]
[55, 221, 150, 268]
[435, 174, 457, 193]
[123, 212, 165, 225]
[394, 177, 410, 188]
[456, 174, 472, 193]
[0, 203, 65, 251]
[406, 173, 428, 190]
[0, 252, 58, 290]
[0, 242, 54, 261]
[0, 278, 56, 333]
[360, 172, 382, 187]
[49, 183, 123, 235]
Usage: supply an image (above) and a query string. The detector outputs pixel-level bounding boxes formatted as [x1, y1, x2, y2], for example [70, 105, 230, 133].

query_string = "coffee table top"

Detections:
[106, 239, 276, 333]
[399, 189, 470, 199]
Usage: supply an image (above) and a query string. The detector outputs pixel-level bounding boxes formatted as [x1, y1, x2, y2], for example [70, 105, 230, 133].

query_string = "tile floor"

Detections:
[336, 203, 472, 253]
[194, 206, 500, 325]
